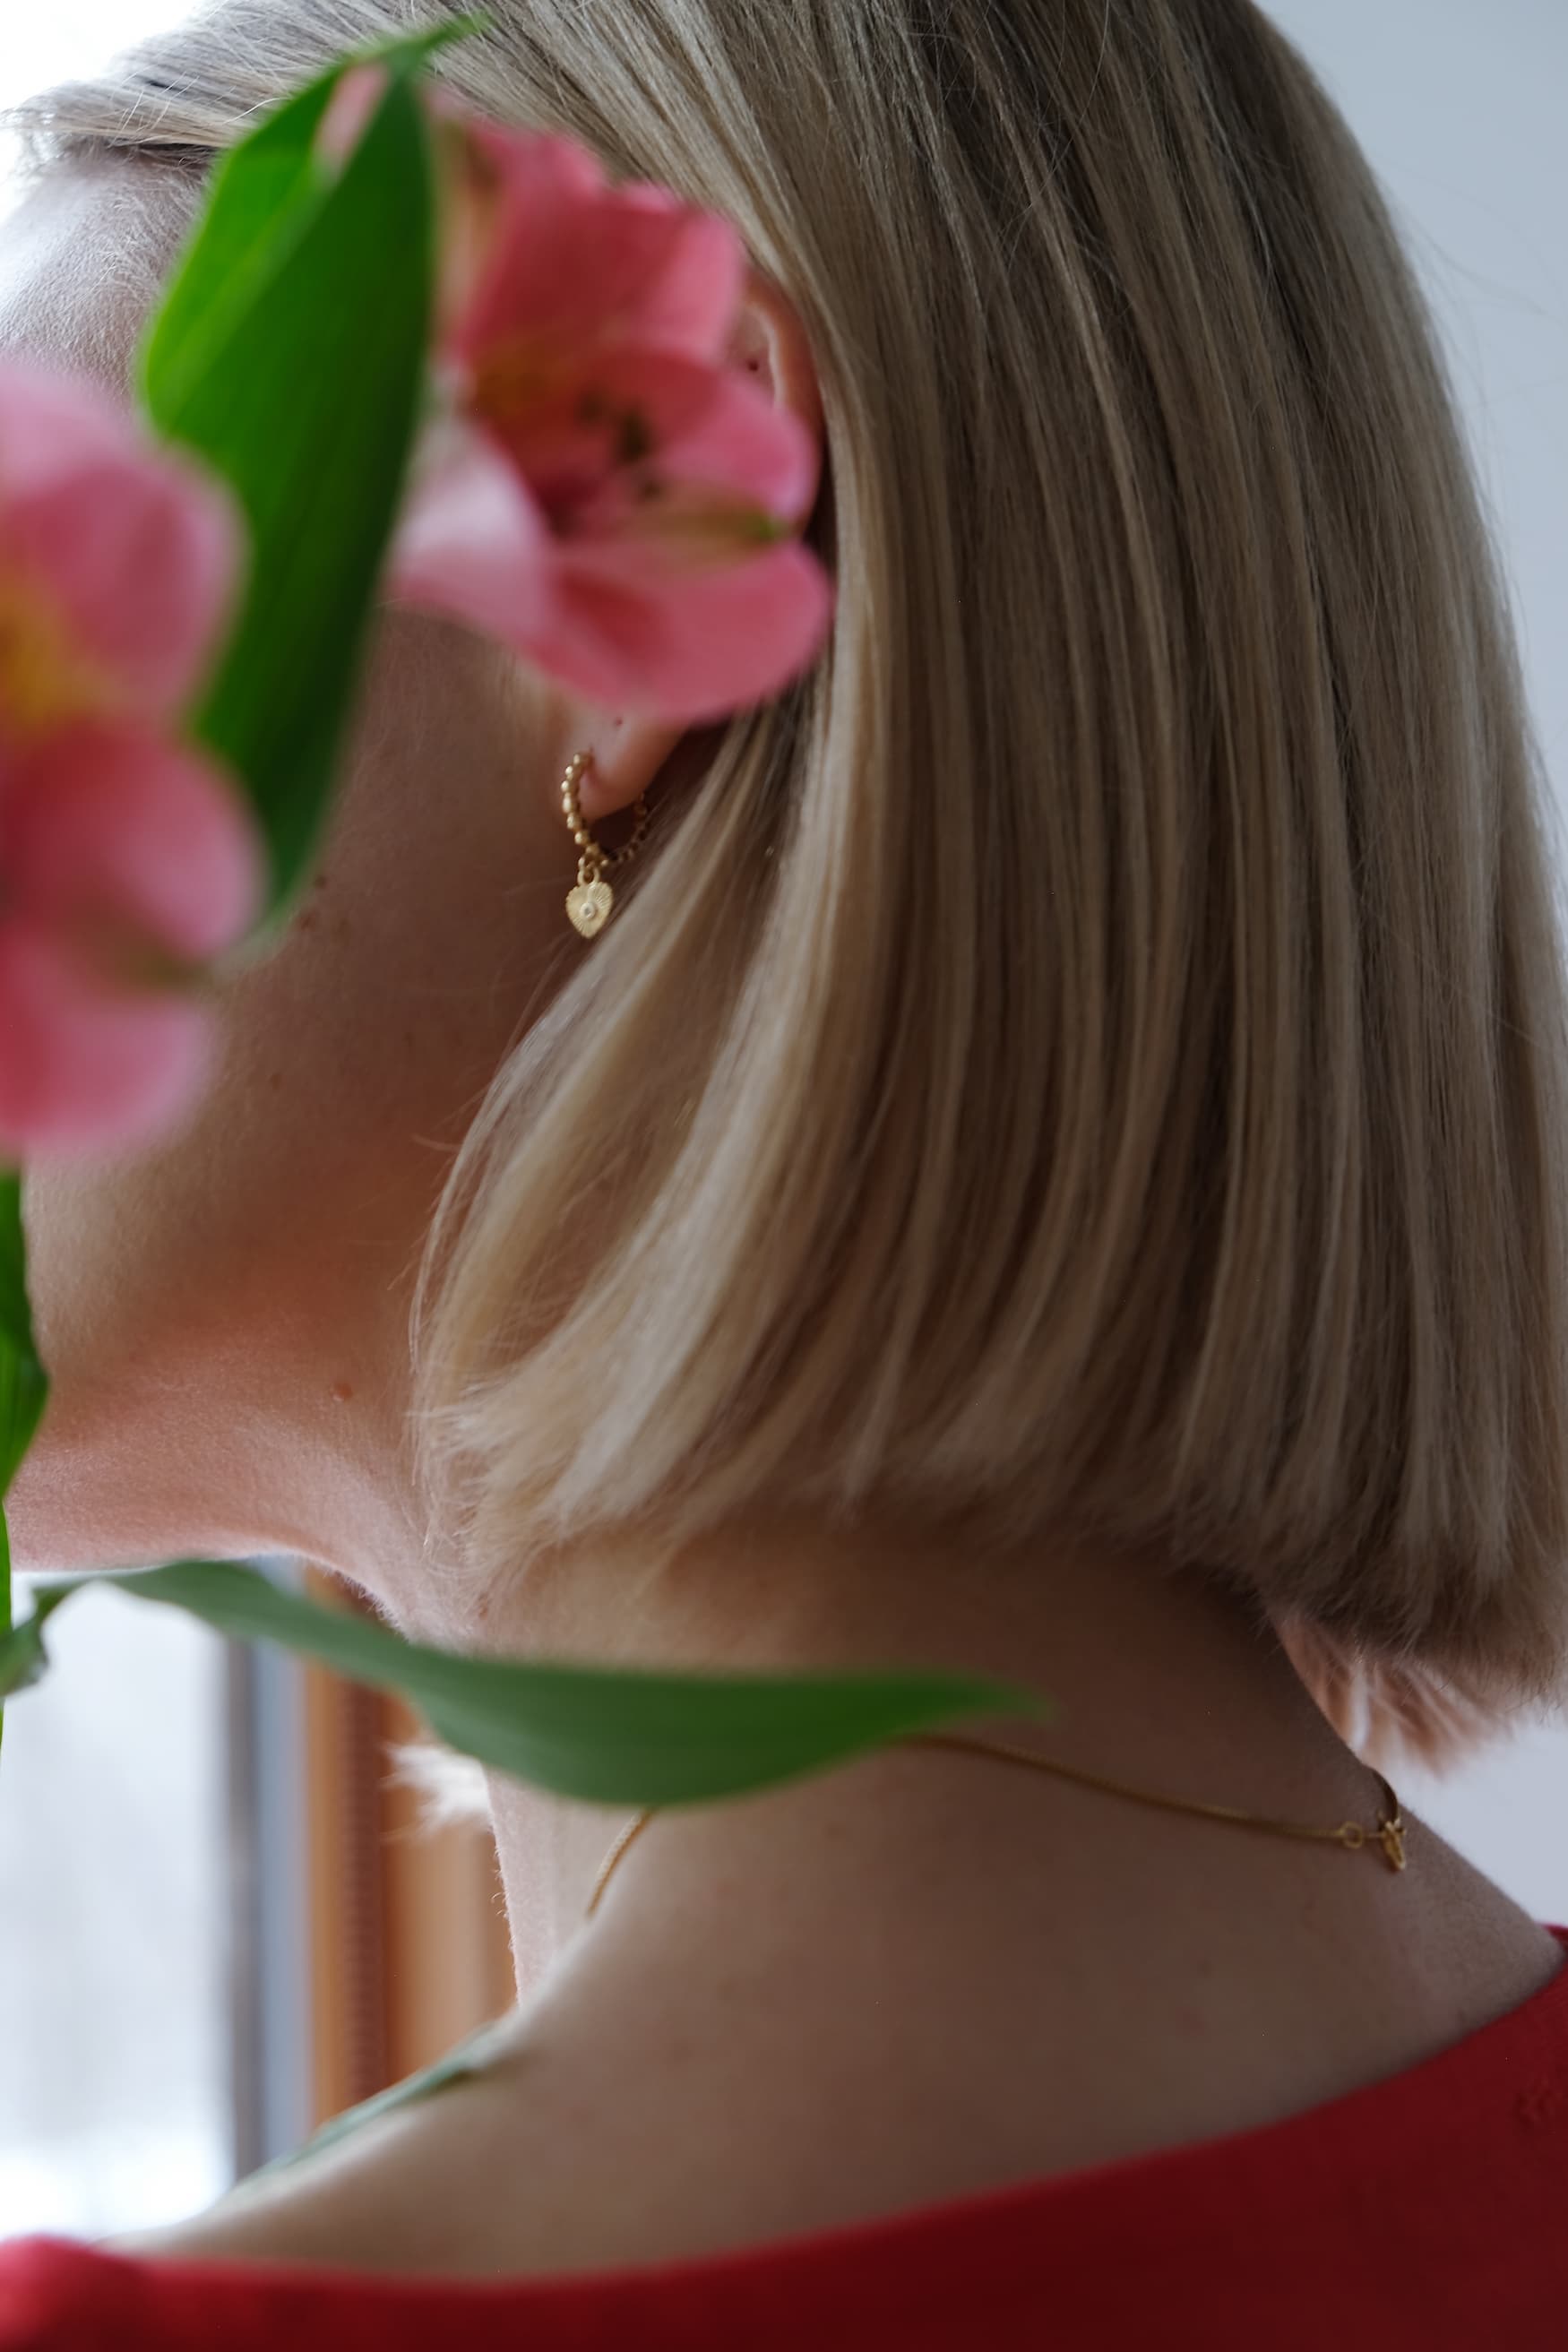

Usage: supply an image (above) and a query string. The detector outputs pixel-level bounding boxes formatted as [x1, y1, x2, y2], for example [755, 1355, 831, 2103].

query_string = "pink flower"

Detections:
[389, 120, 835, 723]
[0, 361, 262, 1159]
[316, 61, 389, 171]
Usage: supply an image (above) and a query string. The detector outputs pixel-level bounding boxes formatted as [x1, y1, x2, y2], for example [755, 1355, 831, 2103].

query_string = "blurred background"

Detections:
[2, 0, 1566, 2244]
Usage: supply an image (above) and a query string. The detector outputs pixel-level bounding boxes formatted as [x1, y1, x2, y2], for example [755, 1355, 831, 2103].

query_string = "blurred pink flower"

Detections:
[315, 60, 389, 169]
[390, 119, 835, 723]
[0, 361, 261, 1159]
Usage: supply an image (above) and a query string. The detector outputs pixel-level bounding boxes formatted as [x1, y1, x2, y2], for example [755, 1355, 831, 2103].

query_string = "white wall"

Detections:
[1263, 0, 1568, 797]
[0, 6, 194, 205]
[1261, 0, 1568, 1918]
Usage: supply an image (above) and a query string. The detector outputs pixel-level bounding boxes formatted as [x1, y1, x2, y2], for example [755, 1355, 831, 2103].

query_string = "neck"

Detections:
[402, 1506, 1492, 2275]
[470, 1506, 1381, 1994]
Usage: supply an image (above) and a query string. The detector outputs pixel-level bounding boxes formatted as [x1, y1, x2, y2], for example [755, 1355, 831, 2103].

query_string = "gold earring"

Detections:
[561, 750, 652, 939]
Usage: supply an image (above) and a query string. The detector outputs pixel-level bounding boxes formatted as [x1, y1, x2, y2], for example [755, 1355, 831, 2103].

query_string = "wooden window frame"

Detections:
[300, 1572, 515, 2127]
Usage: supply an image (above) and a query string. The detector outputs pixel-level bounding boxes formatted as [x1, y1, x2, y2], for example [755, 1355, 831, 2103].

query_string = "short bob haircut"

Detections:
[18, 0, 1568, 1769]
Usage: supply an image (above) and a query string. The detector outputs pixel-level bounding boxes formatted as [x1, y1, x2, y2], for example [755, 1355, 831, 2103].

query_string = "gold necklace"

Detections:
[584, 1730, 1408, 1919]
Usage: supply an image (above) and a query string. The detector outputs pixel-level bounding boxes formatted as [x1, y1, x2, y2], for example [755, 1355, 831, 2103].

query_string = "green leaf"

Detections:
[0, 1508, 12, 1760]
[250, 2013, 518, 2186]
[141, 61, 438, 918]
[141, 19, 481, 418]
[360, 17, 495, 72]
[138, 80, 341, 422]
[0, 1173, 50, 1753]
[0, 1561, 1047, 1808]
[0, 1572, 68, 1704]
[0, 1174, 47, 1505]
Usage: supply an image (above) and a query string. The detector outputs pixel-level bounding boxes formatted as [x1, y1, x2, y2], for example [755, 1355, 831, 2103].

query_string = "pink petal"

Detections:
[608, 193, 747, 361]
[316, 64, 389, 168]
[429, 107, 513, 336]
[528, 537, 834, 722]
[466, 122, 607, 211]
[5, 722, 262, 962]
[453, 131, 744, 373]
[657, 369, 823, 523]
[388, 421, 552, 647]
[478, 347, 716, 516]
[590, 358, 822, 525]
[0, 359, 242, 719]
[0, 918, 217, 1159]
[480, 349, 817, 531]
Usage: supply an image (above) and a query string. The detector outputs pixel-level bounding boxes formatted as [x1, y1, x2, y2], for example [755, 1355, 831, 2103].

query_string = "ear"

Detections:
[563, 266, 825, 825]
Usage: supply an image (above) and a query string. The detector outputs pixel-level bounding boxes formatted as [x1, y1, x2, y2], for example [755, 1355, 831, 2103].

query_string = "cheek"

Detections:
[22, 623, 564, 1372]
[250, 619, 572, 1189]
[9, 433, 565, 1419]
[17, 863, 521, 1412]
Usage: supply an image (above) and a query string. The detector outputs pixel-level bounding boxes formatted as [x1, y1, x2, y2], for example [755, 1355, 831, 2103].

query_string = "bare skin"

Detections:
[3, 160, 1561, 2284]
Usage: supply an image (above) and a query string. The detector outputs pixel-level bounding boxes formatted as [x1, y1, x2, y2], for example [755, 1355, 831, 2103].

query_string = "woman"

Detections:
[2, 0, 1565, 2343]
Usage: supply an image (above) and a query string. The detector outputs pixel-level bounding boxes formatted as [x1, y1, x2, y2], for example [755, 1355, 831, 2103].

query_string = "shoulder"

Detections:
[108, 2055, 532, 2278]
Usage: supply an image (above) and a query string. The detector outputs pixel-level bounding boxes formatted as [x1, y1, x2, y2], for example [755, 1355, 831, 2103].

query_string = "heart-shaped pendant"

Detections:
[566, 876, 614, 938]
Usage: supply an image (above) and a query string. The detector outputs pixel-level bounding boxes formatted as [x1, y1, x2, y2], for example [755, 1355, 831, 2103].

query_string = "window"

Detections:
[0, 1567, 514, 2239]
[0, 1584, 233, 2236]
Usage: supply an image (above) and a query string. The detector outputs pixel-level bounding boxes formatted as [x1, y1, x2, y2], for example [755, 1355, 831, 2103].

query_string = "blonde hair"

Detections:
[18, 0, 1568, 1769]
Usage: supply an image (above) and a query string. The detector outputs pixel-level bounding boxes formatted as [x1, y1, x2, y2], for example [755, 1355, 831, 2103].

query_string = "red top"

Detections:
[4, 1922, 1567, 2350]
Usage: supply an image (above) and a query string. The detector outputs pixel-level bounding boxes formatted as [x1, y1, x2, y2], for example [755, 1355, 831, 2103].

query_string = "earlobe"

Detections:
[569, 712, 687, 825]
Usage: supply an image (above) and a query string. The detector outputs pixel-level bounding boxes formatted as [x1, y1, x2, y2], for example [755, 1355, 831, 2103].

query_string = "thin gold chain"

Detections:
[584, 1731, 1409, 1920]
[587, 1810, 659, 1917]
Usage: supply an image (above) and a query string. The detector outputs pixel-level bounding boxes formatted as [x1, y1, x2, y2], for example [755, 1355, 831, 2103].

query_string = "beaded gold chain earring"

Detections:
[561, 750, 652, 937]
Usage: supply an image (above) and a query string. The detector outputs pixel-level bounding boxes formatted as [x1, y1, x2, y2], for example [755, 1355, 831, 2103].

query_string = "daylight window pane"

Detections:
[0, 1583, 232, 2238]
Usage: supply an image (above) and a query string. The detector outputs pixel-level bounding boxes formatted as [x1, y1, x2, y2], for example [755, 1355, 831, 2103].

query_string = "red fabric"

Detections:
[4, 1922, 1567, 2350]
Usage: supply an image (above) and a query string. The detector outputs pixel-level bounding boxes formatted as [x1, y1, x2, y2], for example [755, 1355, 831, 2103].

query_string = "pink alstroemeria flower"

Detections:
[0, 360, 262, 1159]
[390, 117, 835, 724]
